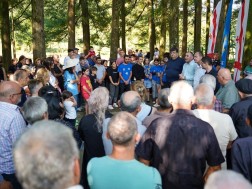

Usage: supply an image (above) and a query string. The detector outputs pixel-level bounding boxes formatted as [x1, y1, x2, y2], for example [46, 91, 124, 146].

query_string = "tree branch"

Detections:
[126, 3, 147, 32]
[13, 1, 31, 23]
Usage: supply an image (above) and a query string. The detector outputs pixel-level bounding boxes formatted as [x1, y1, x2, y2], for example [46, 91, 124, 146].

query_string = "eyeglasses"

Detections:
[11, 91, 22, 96]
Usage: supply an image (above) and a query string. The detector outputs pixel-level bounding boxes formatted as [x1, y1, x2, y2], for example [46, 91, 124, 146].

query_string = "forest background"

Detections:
[0, 0, 252, 71]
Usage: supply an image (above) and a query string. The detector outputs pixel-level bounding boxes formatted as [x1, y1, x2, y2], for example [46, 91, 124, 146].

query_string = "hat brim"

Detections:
[63, 59, 78, 70]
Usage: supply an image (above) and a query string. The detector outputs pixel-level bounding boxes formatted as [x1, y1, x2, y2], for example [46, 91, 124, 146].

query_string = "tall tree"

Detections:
[0, 0, 12, 70]
[68, 0, 75, 49]
[149, 0, 156, 59]
[121, 0, 126, 52]
[194, 0, 202, 52]
[80, 0, 90, 54]
[205, 0, 210, 54]
[110, 0, 121, 59]
[182, 0, 188, 57]
[160, 0, 168, 58]
[242, 2, 252, 70]
[169, 0, 179, 49]
[215, 0, 228, 55]
[32, 0, 46, 61]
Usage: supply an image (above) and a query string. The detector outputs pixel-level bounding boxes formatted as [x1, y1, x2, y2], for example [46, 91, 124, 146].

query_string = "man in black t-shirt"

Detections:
[136, 81, 224, 189]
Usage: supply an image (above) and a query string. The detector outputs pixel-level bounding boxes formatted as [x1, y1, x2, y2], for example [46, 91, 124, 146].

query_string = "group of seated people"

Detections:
[1, 46, 252, 189]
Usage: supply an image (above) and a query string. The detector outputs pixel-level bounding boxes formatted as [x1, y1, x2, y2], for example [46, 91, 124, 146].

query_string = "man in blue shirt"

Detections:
[165, 47, 185, 88]
[118, 55, 132, 99]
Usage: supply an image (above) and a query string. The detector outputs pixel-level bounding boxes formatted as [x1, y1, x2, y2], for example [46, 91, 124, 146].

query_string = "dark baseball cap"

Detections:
[235, 78, 252, 94]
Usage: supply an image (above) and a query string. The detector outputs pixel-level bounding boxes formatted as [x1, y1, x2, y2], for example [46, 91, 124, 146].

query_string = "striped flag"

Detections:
[207, 0, 223, 58]
[221, 0, 233, 68]
[233, 0, 250, 82]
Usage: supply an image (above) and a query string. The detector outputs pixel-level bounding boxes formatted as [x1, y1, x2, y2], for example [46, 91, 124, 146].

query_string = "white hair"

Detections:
[204, 170, 252, 189]
[22, 97, 48, 125]
[88, 87, 109, 130]
[169, 81, 194, 105]
[14, 120, 79, 189]
[199, 74, 216, 90]
[194, 83, 214, 106]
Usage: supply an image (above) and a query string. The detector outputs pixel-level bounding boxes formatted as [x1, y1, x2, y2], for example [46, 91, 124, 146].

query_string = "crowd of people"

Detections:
[1, 46, 252, 189]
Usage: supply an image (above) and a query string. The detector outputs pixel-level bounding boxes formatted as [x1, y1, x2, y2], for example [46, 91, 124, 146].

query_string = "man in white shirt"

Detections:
[193, 83, 238, 169]
[193, 51, 206, 88]
[179, 52, 197, 86]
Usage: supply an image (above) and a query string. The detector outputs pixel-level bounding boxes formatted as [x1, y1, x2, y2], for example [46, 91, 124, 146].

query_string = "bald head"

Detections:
[0, 81, 22, 104]
[108, 112, 137, 146]
[120, 91, 141, 113]
[219, 68, 231, 80]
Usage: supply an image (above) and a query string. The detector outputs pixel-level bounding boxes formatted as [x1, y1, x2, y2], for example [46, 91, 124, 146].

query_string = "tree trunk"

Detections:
[205, 0, 210, 54]
[182, 0, 188, 57]
[32, 0, 46, 62]
[149, 0, 156, 59]
[215, 0, 228, 54]
[81, 0, 90, 55]
[110, 0, 121, 59]
[168, 0, 179, 49]
[159, 0, 168, 58]
[194, 0, 202, 52]
[0, 0, 12, 70]
[68, 0, 75, 49]
[11, 9, 16, 59]
[242, 2, 252, 70]
[121, 0, 126, 52]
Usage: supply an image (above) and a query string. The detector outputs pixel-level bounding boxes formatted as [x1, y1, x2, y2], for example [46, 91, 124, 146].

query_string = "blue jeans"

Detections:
[109, 83, 119, 105]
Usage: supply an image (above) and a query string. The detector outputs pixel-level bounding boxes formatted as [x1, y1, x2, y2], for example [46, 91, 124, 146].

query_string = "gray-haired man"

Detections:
[13, 120, 82, 189]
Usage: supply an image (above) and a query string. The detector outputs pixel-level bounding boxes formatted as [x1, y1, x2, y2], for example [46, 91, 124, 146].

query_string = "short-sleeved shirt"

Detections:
[193, 109, 238, 169]
[118, 63, 132, 83]
[216, 80, 240, 109]
[150, 65, 162, 84]
[136, 109, 225, 189]
[80, 75, 92, 100]
[106, 66, 119, 83]
[94, 64, 106, 80]
[87, 156, 162, 189]
[63, 100, 77, 119]
[64, 70, 78, 96]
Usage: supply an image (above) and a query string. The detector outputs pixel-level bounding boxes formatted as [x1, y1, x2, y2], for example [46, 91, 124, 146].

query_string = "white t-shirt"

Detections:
[63, 101, 77, 119]
[136, 103, 152, 122]
[193, 109, 238, 169]
[102, 117, 146, 155]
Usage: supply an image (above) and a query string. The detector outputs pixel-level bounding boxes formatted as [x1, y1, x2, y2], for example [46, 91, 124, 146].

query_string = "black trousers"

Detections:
[119, 83, 131, 99]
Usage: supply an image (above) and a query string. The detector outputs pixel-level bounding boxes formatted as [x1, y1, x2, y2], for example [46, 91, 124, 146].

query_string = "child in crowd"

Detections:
[89, 66, 99, 90]
[62, 90, 77, 127]
[150, 58, 162, 106]
[107, 61, 120, 110]
[80, 68, 92, 114]
[143, 58, 152, 102]
[79, 56, 89, 70]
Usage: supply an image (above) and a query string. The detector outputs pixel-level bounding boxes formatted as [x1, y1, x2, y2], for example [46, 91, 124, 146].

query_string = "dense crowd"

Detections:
[1, 46, 252, 189]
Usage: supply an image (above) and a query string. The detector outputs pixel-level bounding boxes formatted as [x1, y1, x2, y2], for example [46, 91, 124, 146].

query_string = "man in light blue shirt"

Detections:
[193, 51, 206, 88]
[179, 52, 197, 86]
[0, 81, 27, 189]
[88, 112, 162, 189]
